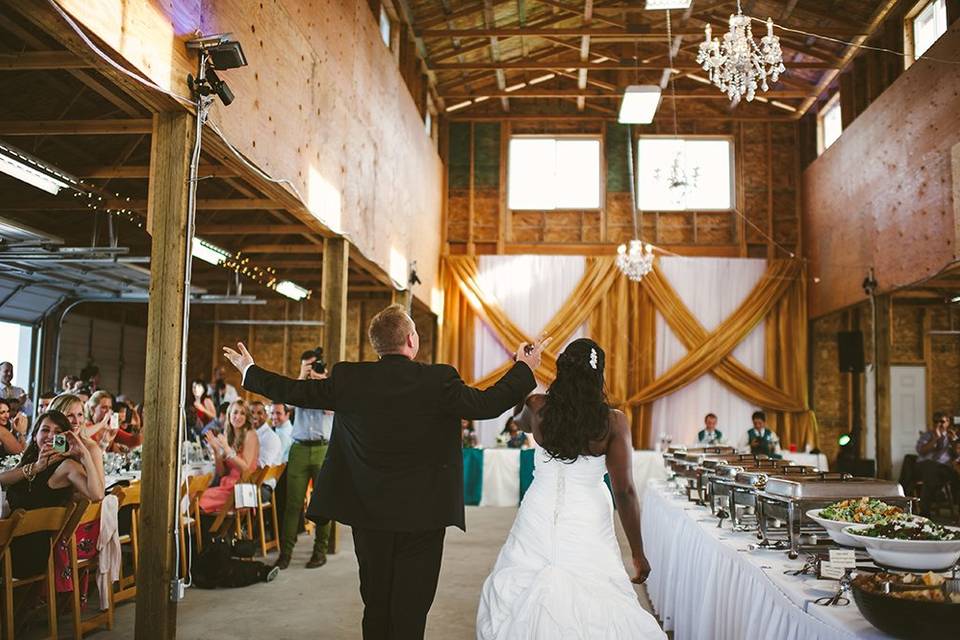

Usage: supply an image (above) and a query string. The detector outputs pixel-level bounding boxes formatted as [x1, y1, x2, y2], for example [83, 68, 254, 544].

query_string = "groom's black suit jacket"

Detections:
[243, 355, 536, 532]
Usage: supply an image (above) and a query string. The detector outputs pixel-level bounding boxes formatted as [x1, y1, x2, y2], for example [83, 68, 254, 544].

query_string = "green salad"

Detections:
[820, 497, 906, 524]
[855, 521, 960, 541]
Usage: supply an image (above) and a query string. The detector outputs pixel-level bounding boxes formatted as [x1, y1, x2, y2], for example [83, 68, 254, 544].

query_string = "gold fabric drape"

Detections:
[439, 255, 817, 449]
[442, 256, 620, 387]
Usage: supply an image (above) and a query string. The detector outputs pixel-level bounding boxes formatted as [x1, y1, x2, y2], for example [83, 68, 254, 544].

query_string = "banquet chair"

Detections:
[0, 509, 25, 640]
[179, 473, 213, 577]
[210, 470, 258, 540]
[1, 502, 83, 640]
[253, 464, 285, 556]
[113, 483, 141, 604]
[69, 498, 114, 638]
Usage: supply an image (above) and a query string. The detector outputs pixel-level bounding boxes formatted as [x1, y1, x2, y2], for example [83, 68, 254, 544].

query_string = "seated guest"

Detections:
[0, 398, 25, 455]
[60, 375, 80, 394]
[744, 410, 780, 457]
[84, 390, 119, 448]
[110, 399, 142, 451]
[502, 416, 532, 449]
[48, 393, 107, 484]
[270, 402, 294, 462]
[38, 390, 56, 415]
[208, 365, 240, 407]
[257, 404, 283, 497]
[0, 411, 105, 581]
[915, 411, 960, 518]
[0, 361, 27, 405]
[697, 413, 725, 445]
[249, 400, 268, 430]
[80, 364, 101, 392]
[191, 379, 218, 427]
[200, 399, 260, 514]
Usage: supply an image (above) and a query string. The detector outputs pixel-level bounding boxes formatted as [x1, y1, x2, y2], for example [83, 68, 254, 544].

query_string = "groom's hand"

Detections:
[223, 342, 255, 374]
[515, 336, 551, 372]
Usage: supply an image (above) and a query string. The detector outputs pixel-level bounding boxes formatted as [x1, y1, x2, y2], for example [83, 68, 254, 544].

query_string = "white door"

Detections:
[890, 366, 927, 481]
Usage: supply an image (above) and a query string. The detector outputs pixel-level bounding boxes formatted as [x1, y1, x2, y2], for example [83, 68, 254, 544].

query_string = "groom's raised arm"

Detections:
[243, 364, 336, 410]
[439, 362, 536, 420]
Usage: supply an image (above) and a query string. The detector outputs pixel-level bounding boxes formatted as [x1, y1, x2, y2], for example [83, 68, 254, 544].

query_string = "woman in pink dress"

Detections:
[200, 399, 260, 514]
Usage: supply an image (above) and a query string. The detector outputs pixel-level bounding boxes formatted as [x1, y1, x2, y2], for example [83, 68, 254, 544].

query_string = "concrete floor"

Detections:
[72, 507, 661, 639]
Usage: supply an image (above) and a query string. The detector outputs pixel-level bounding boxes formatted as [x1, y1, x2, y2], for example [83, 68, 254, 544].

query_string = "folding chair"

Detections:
[114, 483, 141, 604]
[253, 464, 286, 556]
[69, 498, 114, 638]
[179, 473, 213, 577]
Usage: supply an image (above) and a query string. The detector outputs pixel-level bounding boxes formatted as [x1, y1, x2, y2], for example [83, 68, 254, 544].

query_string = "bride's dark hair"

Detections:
[540, 338, 610, 462]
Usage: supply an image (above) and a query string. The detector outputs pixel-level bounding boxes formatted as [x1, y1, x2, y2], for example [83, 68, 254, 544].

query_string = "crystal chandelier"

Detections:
[616, 239, 655, 282]
[616, 124, 655, 282]
[696, 1, 785, 102]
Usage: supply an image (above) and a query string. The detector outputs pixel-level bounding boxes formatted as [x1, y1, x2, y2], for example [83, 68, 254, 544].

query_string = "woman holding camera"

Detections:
[0, 411, 105, 580]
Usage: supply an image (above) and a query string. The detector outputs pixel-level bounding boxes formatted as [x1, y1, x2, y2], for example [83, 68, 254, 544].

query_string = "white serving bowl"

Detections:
[843, 524, 960, 570]
[806, 509, 867, 548]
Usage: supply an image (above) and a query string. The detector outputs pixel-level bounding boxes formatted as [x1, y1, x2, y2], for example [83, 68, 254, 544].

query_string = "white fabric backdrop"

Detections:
[651, 257, 767, 448]
[473, 255, 587, 446]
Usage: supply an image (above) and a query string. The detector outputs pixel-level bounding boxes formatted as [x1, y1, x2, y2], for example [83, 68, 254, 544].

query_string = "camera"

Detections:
[303, 347, 327, 375]
[53, 433, 68, 454]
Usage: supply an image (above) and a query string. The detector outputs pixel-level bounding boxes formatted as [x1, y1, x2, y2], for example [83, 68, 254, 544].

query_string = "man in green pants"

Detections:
[275, 348, 333, 570]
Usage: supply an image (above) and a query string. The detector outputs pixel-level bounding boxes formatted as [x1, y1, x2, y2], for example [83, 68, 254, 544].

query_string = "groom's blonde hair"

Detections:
[368, 304, 415, 355]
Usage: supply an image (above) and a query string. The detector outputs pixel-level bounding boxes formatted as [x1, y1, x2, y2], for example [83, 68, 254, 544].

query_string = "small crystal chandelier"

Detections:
[616, 124, 655, 282]
[654, 154, 699, 196]
[696, 0, 786, 102]
[617, 240, 655, 282]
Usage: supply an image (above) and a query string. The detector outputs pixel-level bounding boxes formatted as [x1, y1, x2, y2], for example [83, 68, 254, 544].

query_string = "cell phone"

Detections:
[523, 344, 535, 355]
[111, 413, 120, 430]
[53, 433, 68, 454]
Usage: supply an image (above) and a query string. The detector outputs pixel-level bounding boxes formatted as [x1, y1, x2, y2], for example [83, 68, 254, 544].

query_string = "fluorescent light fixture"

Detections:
[645, 0, 693, 9]
[446, 100, 472, 112]
[950, 295, 960, 304]
[0, 141, 77, 195]
[505, 82, 526, 92]
[618, 85, 662, 124]
[275, 280, 310, 301]
[191, 237, 231, 265]
[473, 96, 490, 103]
[529, 73, 555, 84]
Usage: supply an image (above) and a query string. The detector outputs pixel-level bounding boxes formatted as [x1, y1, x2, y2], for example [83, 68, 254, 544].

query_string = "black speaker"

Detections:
[838, 331, 865, 373]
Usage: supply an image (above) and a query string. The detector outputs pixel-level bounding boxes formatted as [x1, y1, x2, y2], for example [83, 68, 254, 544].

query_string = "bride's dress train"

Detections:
[477, 447, 666, 639]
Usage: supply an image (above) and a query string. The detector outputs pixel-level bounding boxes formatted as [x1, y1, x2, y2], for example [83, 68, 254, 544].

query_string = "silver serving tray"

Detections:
[760, 474, 904, 500]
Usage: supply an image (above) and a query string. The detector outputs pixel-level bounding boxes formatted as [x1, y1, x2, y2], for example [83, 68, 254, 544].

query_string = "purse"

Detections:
[233, 482, 257, 508]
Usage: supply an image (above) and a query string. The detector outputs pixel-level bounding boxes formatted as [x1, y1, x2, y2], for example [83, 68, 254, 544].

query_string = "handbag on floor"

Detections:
[192, 537, 271, 589]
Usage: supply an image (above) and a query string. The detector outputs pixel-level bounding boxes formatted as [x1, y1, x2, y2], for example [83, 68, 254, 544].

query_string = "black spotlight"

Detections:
[186, 33, 247, 106]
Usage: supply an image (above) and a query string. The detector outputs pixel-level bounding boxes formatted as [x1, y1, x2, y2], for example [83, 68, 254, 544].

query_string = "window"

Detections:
[424, 110, 432, 137]
[636, 137, 733, 211]
[508, 137, 601, 210]
[913, 0, 947, 58]
[379, 6, 391, 48]
[818, 94, 842, 154]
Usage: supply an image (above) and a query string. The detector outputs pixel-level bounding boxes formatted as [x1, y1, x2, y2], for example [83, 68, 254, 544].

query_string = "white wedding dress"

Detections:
[477, 447, 666, 639]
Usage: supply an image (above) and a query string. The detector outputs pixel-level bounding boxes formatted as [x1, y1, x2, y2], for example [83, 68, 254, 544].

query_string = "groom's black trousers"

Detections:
[351, 527, 446, 640]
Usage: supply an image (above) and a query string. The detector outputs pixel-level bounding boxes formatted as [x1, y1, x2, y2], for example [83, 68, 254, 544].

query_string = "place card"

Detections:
[828, 549, 857, 569]
[820, 562, 845, 580]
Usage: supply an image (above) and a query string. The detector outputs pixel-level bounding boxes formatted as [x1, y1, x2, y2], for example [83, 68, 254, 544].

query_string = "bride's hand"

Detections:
[631, 553, 651, 584]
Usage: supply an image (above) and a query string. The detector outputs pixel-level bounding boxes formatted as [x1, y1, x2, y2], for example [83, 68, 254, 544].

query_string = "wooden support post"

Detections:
[320, 236, 349, 554]
[135, 112, 194, 640]
[874, 294, 893, 479]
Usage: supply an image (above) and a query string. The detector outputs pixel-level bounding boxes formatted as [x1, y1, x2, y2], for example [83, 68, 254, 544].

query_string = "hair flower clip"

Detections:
[589, 348, 598, 370]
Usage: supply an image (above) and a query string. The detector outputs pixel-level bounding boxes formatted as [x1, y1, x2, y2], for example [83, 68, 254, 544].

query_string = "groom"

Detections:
[223, 304, 542, 639]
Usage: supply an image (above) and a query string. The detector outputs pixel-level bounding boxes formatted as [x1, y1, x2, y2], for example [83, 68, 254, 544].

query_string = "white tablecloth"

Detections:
[782, 450, 830, 471]
[642, 484, 890, 640]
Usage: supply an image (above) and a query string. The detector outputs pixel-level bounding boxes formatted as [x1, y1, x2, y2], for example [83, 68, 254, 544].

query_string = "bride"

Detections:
[477, 338, 666, 640]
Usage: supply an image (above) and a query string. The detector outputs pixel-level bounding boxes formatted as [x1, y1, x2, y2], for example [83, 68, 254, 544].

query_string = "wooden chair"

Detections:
[0, 509, 25, 640]
[209, 470, 257, 539]
[179, 473, 212, 577]
[253, 464, 285, 556]
[1, 503, 83, 640]
[113, 483, 141, 603]
[69, 498, 114, 638]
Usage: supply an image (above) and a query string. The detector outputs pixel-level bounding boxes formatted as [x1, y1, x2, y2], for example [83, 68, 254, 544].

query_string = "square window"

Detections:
[379, 6, 391, 48]
[818, 95, 842, 154]
[913, 0, 947, 58]
[636, 137, 733, 211]
[508, 137, 601, 210]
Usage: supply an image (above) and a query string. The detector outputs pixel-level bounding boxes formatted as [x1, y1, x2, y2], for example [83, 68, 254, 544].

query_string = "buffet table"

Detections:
[463, 448, 670, 507]
[782, 450, 830, 471]
[642, 483, 890, 640]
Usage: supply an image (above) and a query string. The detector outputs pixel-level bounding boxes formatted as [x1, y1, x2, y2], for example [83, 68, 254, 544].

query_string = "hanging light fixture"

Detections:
[616, 124, 655, 282]
[619, 37, 661, 124]
[654, 9, 698, 204]
[695, 0, 785, 103]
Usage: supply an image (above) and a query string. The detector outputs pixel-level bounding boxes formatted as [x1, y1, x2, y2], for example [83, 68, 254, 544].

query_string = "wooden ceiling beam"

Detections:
[72, 164, 237, 178]
[419, 27, 867, 38]
[442, 89, 810, 99]
[0, 50, 91, 70]
[1, 197, 281, 211]
[537, 0, 623, 28]
[432, 60, 834, 70]
[195, 224, 306, 235]
[447, 113, 796, 121]
[577, 1, 595, 112]
[241, 245, 324, 254]
[0, 119, 152, 135]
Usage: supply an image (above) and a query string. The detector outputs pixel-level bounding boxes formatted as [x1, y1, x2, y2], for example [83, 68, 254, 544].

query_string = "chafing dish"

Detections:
[728, 465, 819, 530]
[756, 474, 912, 558]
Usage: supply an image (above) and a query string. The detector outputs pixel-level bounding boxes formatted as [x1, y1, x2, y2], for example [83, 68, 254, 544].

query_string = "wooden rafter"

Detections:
[418, 27, 868, 39]
[432, 60, 834, 70]
[0, 50, 89, 69]
[577, 1, 594, 112]
[0, 119, 151, 135]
